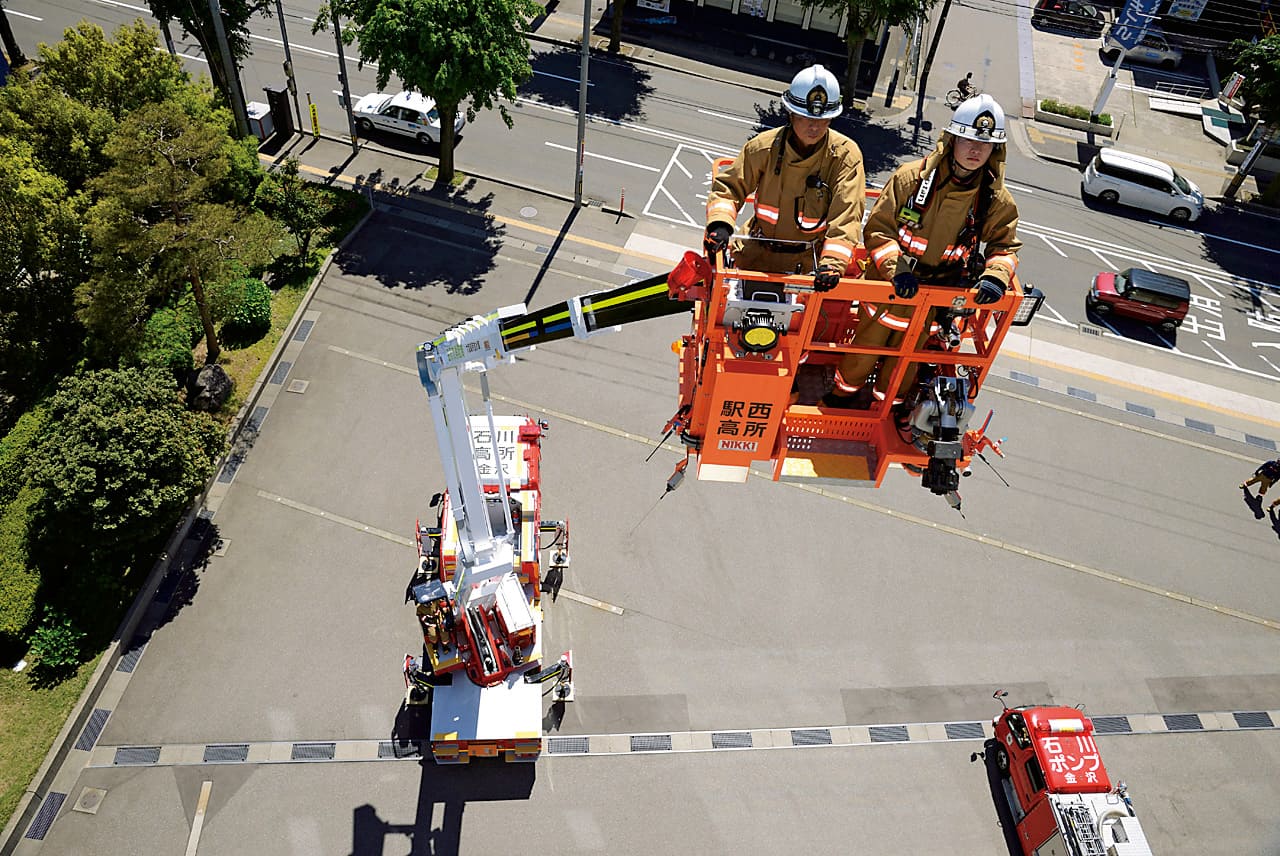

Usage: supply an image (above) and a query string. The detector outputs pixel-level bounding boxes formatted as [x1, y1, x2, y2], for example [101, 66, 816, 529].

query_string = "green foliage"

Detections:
[0, 486, 42, 637]
[254, 159, 335, 262]
[37, 20, 187, 119]
[219, 276, 272, 344]
[1039, 99, 1111, 126]
[0, 406, 48, 509]
[323, 0, 544, 182]
[1229, 35, 1280, 126]
[27, 607, 86, 673]
[0, 80, 117, 191]
[137, 308, 195, 376]
[25, 368, 226, 559]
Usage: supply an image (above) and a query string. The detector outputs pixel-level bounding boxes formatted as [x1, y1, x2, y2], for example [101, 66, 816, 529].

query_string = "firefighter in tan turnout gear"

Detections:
[830, 94, 1021, 406]
[704, 64, 866, 295]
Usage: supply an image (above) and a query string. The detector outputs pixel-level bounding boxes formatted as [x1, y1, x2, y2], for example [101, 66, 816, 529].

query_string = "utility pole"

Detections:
[575, 0, 591, 207]
[0, 1, 28, 67]
[207, 0, 250, 138]
[160, 17, 178, 57]
[913, 0, 953, 143]
[274, 0, 304, 135]
[1223, 124, 1276, 201]
[330, 8, 358, 155]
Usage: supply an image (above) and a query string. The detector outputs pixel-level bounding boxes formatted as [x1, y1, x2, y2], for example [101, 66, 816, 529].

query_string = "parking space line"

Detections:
[256, 491, 415, 547]
[543, 141, 660, 172]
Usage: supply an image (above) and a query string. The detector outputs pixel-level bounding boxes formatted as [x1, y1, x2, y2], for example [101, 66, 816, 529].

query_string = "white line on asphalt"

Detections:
[556, 589, 625, 615]
[93, 0, 150, 12]
[543, 141, 660, 172]
[696, 108, 757, 125]
[659, 184, 697, 226]
[184, 781, 213, 856]
[516, 97, 735, 155]
[534, 69, 593, 86]
[1039, 303, 1073, 326]
[1039, 234, 1067, 257]
[257, 490, 416, 547]
[6, 9, 41, 20]
[1203, 340, 1238, 368]
[1154, 330, 1176, 349]
[155, 47, 209, 65]
[1089, 247, 1115, 269]
[672, 158, 692, 179]
[1261, 354, 1280, 376]
[1189, 273, 1224, 298]
[1006, 182, 1034, 194]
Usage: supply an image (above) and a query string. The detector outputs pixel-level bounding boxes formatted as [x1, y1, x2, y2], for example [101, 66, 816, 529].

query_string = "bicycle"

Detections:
[944, 87, 980, 109]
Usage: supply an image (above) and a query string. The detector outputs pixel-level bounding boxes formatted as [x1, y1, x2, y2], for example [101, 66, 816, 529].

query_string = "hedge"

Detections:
[0, 486, 43, 637]
[0, 406, 48, 509]
[1040, 98, 1112, 126]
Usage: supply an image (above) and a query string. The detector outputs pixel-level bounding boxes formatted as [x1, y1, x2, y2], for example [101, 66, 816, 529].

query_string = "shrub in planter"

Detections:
[28, 606, 86, 674]
[1040, 98, 1112, 126]
[221, 276, 272, 345]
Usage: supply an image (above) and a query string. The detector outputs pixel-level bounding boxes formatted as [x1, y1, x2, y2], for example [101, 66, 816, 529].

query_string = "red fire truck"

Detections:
[991, 701, 1153, 855]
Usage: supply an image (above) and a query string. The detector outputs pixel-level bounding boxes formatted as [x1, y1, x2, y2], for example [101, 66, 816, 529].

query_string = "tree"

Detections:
[609, 0, 629, 53]
[1229, 35, 1280, 204]
[25, 368, 225, 561]
[38, 20, 188, 119]
[319, 0, 544, 185]
[85, 101, 279, 364]
[798, 0, 936, 110]
[254, 158, 335, 265]
[0, 137, 86, 423]
[146, 0, 272, 126]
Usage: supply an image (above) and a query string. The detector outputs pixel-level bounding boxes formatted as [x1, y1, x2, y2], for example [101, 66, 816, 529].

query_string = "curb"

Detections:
[0, 208, 376, 856]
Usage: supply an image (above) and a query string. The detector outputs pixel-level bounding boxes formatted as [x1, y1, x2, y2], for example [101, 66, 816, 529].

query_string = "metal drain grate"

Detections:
[629, 734, 672, 752]
[1091, 716, 1132, 735]
[293, 319, 315, 342]
[1163, 713, 1202, 731]
[1010, 370, 1039, 386]
[269, 361, 292, 384]
[75, 709, 111, 751]
[791, 728, 832, 746]
[378, 740, 423, 759]
[869, 725, 909, 743]
[24, 792, 66, 840]
[547, 737, 589, 755]
[291, 742, 336, 761]
[711, 731, 752, 749]
[1234, 711, 1274, 729]
[114, 746, 161, 766]
[944, 722, 984, 740]
[203, 744, 249, 763]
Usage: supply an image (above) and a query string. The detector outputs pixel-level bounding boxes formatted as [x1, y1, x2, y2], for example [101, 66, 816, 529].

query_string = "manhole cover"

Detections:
[73, 788, 107, 815]
[519, 206, 538, 218]
[286, 379, 310, 394]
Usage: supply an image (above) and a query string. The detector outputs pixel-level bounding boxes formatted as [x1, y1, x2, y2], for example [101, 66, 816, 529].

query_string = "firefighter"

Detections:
[703, 64, 866, 296]
[827, 94, 1021, 407]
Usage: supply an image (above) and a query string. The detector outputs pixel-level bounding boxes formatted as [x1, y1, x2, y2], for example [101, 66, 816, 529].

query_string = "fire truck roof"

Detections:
[1024, 707, 1112, 794]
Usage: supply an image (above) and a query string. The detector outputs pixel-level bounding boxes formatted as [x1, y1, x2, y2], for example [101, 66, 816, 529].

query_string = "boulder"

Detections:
[188, 364, 233, 411]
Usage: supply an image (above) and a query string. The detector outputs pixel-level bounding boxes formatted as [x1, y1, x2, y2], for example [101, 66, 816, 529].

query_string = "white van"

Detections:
[1082, 148, 1204, 223]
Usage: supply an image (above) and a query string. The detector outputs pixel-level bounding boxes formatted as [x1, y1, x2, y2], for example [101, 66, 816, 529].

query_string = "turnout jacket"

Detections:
[864, 137, 1020, 287]
[706, 125, 866, 272]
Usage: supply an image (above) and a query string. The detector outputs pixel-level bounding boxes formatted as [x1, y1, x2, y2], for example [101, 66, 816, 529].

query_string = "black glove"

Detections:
[704, 223, 733, 256]
[892, 271, 919, 299]
[813, 263, 842, 292]
[974, 276, 1006, 305]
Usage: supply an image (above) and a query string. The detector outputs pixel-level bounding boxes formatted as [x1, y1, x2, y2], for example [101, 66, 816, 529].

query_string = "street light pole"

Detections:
[274, 0, 304, 137]
[206, 0, 250, 138]
[330, 8, 359, 155]
[575, 0, 591, 207]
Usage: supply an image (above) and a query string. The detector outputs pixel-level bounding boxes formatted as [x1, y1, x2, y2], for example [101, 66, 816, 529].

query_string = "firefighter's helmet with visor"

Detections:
[947, 94, 1006, 143]
[782, 65, 842, 120]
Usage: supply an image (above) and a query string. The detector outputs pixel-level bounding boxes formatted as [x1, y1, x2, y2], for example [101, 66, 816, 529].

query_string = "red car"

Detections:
[1087, 268, 1190, 334]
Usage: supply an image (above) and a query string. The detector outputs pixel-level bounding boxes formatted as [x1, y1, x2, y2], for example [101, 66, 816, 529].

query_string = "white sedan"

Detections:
[350, 91, 464, 145]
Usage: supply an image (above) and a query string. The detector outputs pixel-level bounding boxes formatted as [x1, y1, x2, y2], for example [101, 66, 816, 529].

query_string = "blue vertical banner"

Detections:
[1110, 0, 1162, 49]
[0, 49, 9, 87]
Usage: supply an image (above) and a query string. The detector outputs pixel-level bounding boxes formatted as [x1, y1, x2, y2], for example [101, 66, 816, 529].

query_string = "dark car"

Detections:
[1032, 0, 1105, 35]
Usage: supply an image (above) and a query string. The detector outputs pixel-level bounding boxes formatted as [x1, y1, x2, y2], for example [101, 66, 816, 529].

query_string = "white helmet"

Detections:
[947, 94, 1006, 143]
[782, 64, 842, 120]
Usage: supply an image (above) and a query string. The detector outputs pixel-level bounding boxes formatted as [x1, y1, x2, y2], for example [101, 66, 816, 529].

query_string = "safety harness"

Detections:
[893, 157, 995, 285]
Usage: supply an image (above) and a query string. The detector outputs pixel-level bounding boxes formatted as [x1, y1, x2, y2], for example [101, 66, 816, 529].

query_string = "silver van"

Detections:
[1082, 148, 1204, 223]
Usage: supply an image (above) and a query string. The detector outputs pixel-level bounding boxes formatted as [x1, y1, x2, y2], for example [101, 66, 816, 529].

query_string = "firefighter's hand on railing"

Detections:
[974, 276, 1006, 305]
[703, 222, 733, 257]
[813, 263, 842, 293]
[892, 270, 919, 299]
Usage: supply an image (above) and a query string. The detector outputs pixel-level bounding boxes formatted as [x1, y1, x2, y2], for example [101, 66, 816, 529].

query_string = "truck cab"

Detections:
[992, 706, 1153, 855]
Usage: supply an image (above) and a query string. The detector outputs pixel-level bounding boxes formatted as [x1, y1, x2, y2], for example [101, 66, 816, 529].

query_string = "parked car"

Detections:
[1031, 0, 1105, 35]
[1082, 148, 1204, 223]
[1101, 25, 1182, 68]
[350, 91, 464, 145]
[1087, 267, 1191, 333]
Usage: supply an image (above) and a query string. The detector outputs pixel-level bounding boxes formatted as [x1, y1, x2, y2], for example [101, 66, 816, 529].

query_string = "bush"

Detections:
[220, 276, 272, 344]
[0, 486, 43, 637]
[0, 407, 49, 509]
[1039, 98, 1112, 126]
[137, 308, 195, 377]
[28, 606, 86, 673]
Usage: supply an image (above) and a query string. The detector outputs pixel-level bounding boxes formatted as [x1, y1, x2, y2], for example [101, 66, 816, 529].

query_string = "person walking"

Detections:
[704, 64, 866, 295]
[1241, 458, 1280, 509]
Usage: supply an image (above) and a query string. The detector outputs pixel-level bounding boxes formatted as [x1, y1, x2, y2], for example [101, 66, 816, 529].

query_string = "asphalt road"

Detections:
[5, 3, 1280, 855]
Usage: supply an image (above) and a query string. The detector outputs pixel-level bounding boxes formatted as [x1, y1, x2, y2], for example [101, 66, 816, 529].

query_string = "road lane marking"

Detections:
[1039, 234, 1066, 257]
[544, 141, 660, 171]
[696, 108, 758, 125]
[534, 69, 593, 86]
[7, 9, 41, 20]
[184, 781, 212, 856]
[257, 490, 416, 547]
[93, 0, 149, 11]
[155, 47, 208, 64]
